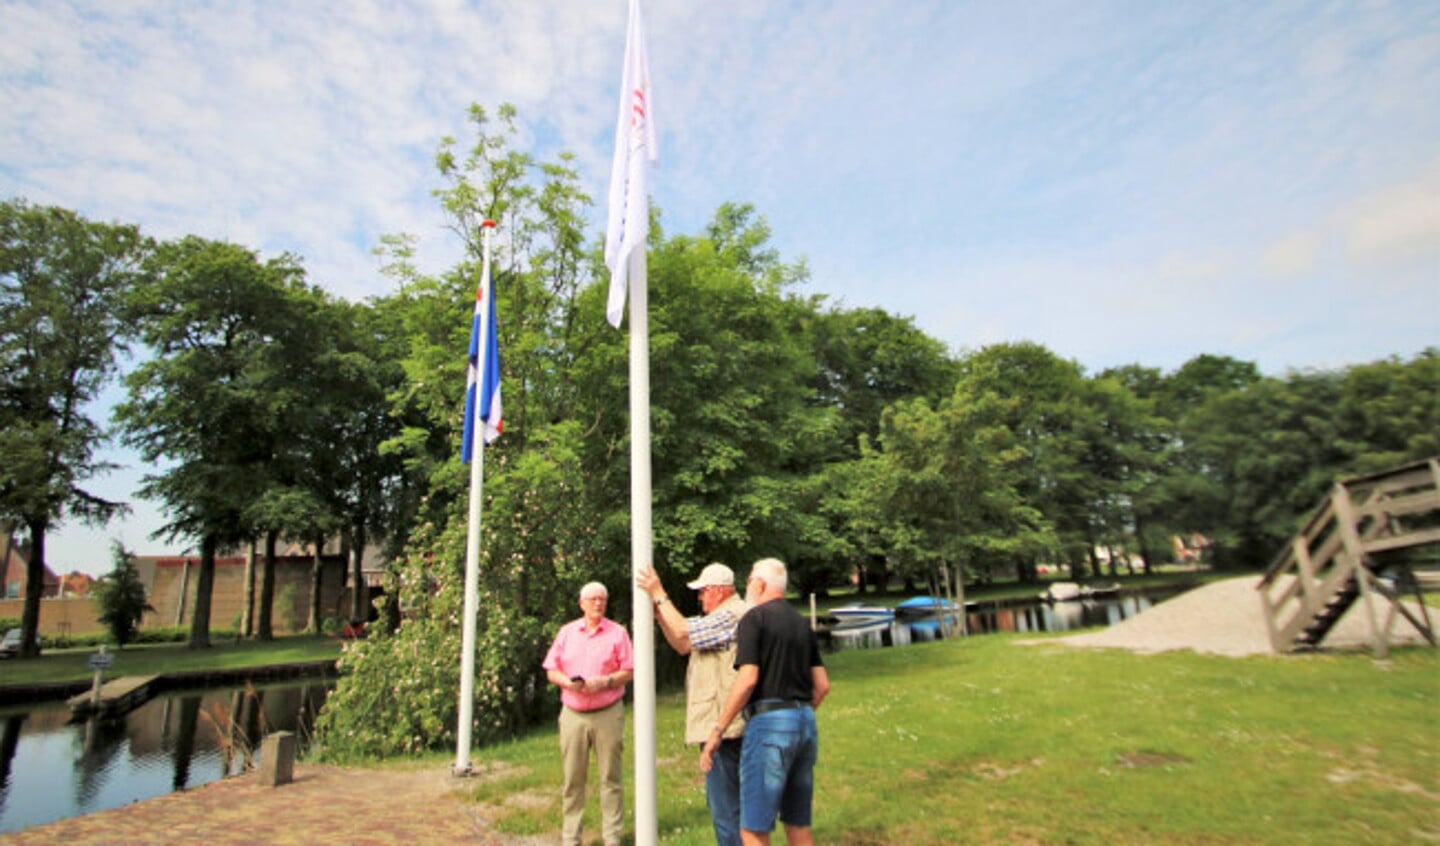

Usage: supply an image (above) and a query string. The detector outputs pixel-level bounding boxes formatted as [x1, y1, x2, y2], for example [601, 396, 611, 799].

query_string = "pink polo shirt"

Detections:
[542, 616, 635, 712]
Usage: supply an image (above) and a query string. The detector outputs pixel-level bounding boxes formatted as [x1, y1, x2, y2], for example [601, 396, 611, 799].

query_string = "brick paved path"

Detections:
[0, 763, 539, 845]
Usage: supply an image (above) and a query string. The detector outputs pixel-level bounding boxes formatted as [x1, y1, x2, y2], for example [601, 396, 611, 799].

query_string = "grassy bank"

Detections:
[459, 635, 1439, 845]
[0, 634, 343, 686]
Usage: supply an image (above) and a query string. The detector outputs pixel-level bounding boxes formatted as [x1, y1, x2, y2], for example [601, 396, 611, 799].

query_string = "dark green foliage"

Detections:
[114, 237, 314, 648]
[0, 199, 147, 659]
[92, 541, 154, 646]
[1164, 349, 1439, 568]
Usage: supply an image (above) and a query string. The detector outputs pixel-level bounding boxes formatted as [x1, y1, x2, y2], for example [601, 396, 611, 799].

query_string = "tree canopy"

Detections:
[0, 199, 147, 658]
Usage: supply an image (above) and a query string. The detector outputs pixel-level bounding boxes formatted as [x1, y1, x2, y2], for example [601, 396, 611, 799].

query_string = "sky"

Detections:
[3, 0, 1437, 576]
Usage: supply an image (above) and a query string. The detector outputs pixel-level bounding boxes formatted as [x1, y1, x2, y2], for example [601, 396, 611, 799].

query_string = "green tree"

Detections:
[878, 387, 1053, 591]
[1169, 351, 1439, 569]
[818, 448, 904, 594]
[318, 301, 403, 625]
[1078, 372, 1164, 575]
[115, 237, 308, 649]
[320, 104, 606, 757]
[1099, 363, 1174, 571]
[93, 541, 154, 646]
[950, 342, 1100, 580]
[808, 305, 958, 461]
[244, 487, 322, 639]
[1180, 371, 1346, 567]
[1334, 348, 1439, 469]
[0, 199, 147, 659]
[1158, 353, 1262, 420]
[573, 203, 826, 584]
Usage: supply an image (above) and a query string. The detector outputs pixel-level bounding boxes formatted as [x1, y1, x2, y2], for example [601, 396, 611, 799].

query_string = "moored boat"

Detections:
[828, 603, 896, 630]
[1042, 581, 1123, 601]
[896, 595, 964, 640]
[894, 595, 959, 619]
[1040, 581, 1084, 602]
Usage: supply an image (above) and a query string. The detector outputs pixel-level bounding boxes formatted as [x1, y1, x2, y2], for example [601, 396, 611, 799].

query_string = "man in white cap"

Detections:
[637, 562, 749, 846]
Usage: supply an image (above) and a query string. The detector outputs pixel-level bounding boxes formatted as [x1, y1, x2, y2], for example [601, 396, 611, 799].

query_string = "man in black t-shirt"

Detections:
[701, 558, 830, 846]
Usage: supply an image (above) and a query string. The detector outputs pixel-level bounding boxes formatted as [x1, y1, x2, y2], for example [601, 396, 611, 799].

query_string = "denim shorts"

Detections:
[738, 704, 819, 831]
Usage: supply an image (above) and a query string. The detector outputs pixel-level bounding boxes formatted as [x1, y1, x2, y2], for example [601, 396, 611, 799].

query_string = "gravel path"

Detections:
[1042, 575, 1435, 657]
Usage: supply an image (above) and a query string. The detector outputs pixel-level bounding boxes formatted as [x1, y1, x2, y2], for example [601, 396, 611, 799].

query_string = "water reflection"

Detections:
[823, 590, 1182, 652]
[171, 694, 202, 792]
[0, 680, 328, 835]
[76, 712, 128, 807]
[965, 593, 1170, 635]
[0, 715, 22, 821]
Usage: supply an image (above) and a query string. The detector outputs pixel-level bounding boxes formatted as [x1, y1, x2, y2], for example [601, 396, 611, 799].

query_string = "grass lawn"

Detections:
[0, 634, 344, 686]
[457, 635, 1439, 845]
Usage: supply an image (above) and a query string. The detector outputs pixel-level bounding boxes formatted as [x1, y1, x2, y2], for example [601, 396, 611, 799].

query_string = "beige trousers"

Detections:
[559, 701, 625, 846]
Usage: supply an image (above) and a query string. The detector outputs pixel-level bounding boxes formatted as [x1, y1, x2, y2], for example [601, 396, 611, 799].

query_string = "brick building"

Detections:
[0, 533, 59, 600]
[136, 548, 355, 633]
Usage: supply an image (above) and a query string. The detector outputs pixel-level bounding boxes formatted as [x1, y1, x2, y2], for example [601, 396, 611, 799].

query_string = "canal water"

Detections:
[0, 679, 329, 834]
[964, 588, 1183, 635]
[826, 586, 1185, 650]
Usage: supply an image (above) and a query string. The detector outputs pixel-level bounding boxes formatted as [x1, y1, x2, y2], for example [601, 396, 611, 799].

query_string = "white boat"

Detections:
[1040, 582, 1084, 602]
[827, 610, 909, 650]
[827, 603, 896, 630]
[1041, 582, 1123, 602]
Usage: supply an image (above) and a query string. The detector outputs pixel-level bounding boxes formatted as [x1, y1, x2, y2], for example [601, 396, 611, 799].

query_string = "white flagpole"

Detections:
[629, 246, 657, 846]
[455, 218, 496, 776]
[605, 1, 657, 838]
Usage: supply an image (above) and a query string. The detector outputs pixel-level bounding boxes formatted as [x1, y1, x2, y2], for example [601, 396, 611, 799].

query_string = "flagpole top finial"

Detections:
[481, 219, 497, 229]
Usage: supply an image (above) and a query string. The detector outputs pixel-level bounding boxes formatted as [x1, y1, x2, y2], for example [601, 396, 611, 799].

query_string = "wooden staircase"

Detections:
[1257, 457, 1440, 657]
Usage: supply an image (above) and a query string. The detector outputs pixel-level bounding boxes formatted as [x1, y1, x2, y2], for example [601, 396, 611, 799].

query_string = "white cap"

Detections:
[686, 563, 735, 590]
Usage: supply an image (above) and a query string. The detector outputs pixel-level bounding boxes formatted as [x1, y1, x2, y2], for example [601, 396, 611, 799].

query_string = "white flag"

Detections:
[604, 0, 657, 328]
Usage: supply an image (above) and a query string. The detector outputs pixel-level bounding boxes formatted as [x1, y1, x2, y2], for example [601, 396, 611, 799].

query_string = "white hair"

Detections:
[751, 558, 788, 592]
[579, 581, 609, 600]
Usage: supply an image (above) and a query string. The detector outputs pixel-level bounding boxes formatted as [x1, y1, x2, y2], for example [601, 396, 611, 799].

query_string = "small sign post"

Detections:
[87, 645, 113, 706]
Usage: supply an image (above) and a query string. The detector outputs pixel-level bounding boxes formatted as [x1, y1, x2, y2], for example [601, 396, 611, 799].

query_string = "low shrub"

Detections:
[41, 631, 109, 650]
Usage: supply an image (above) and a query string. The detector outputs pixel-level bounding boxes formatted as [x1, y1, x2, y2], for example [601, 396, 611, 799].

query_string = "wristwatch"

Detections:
[654, 596, 669, 607]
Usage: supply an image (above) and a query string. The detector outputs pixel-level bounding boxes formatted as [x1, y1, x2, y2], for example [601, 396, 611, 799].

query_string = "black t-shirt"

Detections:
[734, 598, 824, 704]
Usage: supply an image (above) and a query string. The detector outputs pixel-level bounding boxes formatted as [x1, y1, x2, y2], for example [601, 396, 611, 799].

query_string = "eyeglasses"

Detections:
[582, 595, 608, 602]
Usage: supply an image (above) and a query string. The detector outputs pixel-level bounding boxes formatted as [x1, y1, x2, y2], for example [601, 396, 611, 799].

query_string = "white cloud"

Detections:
[1342, 159, 1440, 275]
[1260, 230, 1324, 278]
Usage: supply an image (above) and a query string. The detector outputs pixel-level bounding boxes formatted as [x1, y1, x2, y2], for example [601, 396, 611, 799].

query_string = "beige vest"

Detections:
[684, 594, 749, 745]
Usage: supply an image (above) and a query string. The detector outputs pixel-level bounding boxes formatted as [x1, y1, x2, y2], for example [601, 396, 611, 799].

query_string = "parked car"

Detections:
[0, 628, 41, 658]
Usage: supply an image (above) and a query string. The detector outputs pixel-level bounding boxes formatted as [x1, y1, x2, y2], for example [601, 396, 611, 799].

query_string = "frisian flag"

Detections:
[461, 261, 502, 461]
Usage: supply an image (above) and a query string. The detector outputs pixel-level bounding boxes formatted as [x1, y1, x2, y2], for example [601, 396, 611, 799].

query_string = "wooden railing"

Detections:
[1257, 457, 1440, 657]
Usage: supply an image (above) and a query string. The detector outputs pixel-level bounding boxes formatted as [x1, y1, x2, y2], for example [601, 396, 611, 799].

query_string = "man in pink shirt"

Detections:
[543, 581, 635, 846]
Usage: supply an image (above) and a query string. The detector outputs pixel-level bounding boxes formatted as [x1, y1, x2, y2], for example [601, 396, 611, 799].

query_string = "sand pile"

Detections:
[1044, 575, 1435, 657]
